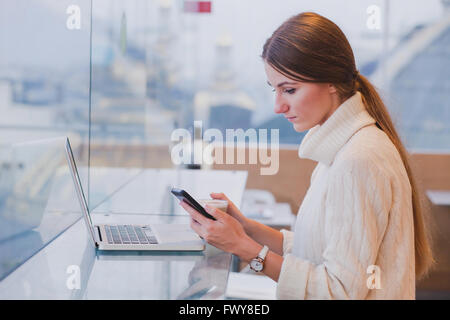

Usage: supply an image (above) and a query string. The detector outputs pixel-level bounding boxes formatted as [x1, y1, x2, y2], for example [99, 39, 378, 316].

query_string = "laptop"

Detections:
[64, 137, 205, 251]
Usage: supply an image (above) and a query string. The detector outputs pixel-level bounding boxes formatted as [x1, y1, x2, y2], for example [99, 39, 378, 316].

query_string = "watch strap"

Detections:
[258, 245, 269, 261]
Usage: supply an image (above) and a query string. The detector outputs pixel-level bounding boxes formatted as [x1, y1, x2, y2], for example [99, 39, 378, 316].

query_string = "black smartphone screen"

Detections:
[171, 187, 216, 220]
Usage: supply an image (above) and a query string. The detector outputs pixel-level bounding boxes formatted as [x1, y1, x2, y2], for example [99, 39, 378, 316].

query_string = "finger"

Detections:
[190, 218, 208, 242]
[180, 200, 210, 225]
[210, 192, 228, 201]
[204, 204, 228, 221]
[210, 193, 239, 212]
[190, 218, 204, 237]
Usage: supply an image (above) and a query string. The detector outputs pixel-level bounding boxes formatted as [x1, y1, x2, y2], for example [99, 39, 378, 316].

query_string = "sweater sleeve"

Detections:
[280, 229, 294, 255]
[276, 157, 392, 299]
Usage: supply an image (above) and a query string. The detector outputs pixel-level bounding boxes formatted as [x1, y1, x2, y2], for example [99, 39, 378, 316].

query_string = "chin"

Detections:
[293, 122, 312, 133]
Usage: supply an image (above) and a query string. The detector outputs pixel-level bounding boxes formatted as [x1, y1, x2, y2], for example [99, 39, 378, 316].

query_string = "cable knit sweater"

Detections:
[276, 92, 415, 300]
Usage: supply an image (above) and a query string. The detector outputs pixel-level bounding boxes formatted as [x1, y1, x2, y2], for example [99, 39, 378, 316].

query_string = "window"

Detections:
[1, 0, 448, 210]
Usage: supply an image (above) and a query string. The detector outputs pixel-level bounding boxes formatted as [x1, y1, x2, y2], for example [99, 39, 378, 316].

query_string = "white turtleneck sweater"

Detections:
[276, 92, 415, 300]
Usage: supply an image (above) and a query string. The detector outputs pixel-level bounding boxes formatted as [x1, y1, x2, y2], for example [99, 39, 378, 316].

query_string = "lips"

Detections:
[285, 116, 297, 121]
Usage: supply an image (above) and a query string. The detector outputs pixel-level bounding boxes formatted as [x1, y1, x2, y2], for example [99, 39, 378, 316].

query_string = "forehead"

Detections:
[264, 62, 299, 85]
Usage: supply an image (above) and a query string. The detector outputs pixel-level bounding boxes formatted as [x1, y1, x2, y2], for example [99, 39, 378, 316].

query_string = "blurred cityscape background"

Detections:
[0, 0, 449, 207]
[0, 0, 449, 298]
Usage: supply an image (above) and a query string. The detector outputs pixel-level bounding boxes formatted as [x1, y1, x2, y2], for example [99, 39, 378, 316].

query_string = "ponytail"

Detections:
[356, 73, 435, 279]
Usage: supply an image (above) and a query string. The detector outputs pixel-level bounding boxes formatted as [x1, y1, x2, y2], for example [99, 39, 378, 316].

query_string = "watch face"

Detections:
[250, 259, 263, 272]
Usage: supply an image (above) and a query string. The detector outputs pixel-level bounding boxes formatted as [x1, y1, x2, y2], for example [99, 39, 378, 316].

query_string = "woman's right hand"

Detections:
[211, 192, 284, 256]
[210, 192, 250, 231]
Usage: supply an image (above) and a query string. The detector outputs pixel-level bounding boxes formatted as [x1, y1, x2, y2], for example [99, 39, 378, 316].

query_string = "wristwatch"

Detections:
[249, 245, 269, 272]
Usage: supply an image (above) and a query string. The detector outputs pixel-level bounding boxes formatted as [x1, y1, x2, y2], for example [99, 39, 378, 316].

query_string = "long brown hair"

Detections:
[262, 12, 434, 279]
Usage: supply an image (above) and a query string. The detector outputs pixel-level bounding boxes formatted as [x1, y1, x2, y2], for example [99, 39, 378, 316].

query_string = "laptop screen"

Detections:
[64, 138, 97, 244]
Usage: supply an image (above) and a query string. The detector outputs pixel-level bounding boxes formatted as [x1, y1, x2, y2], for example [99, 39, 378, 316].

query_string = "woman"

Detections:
[180, 12, 434, 299]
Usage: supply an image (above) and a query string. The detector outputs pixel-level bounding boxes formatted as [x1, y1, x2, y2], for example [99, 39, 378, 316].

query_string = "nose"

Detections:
[274, 93, 289, 114]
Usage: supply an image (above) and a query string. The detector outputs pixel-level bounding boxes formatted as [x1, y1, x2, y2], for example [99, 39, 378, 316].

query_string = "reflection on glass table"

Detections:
[177, 249, 231, 300]
[0, 212, 233, 300]
[0, 137, 82, 282]
[82, 213, 233, 300]
[89, 241, 230, 300]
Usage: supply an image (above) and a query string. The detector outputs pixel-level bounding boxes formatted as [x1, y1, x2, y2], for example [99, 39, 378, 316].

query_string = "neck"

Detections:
[318, 92, 343, 125]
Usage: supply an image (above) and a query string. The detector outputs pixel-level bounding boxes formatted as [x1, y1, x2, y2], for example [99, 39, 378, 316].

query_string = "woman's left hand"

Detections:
[179, 200, 253, 255]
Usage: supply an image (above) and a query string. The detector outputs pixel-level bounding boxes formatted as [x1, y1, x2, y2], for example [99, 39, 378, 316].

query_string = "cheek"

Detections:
[292, 87, 326, 119]
[290, 85, 332, 132]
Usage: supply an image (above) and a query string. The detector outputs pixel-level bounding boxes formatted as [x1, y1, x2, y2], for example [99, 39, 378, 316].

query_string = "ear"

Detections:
[328, 83, 337, 94]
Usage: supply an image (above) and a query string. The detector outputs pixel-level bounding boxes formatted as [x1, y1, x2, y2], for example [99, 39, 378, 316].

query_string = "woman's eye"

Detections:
[271, 88, 296, 94]
[284, 88, 296, 94]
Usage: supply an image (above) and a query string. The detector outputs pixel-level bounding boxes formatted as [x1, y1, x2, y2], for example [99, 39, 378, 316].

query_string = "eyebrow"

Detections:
[267, 81, 298, 87]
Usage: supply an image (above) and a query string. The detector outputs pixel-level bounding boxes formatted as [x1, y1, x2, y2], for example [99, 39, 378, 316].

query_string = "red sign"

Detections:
[183, 1, 212, 13]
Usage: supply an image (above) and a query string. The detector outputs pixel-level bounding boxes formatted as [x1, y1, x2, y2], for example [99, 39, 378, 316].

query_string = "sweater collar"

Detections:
[298, 91, 376, 166]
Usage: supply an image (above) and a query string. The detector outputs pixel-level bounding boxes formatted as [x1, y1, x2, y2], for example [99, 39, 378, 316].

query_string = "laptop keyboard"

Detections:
[104, 225, 158, 245]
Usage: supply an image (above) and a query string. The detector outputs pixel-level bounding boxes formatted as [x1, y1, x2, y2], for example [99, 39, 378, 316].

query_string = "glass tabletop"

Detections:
[85, 213, 232, 300]
[0, 213, 232, 300]
[0, 139, 240, 299]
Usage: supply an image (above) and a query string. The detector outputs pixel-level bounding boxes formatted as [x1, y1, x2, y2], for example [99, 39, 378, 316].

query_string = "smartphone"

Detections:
[171, 187, 216, 220]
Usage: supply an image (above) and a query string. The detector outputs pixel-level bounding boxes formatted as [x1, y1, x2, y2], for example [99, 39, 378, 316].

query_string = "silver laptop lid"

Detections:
[64, 137, 98, 246]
